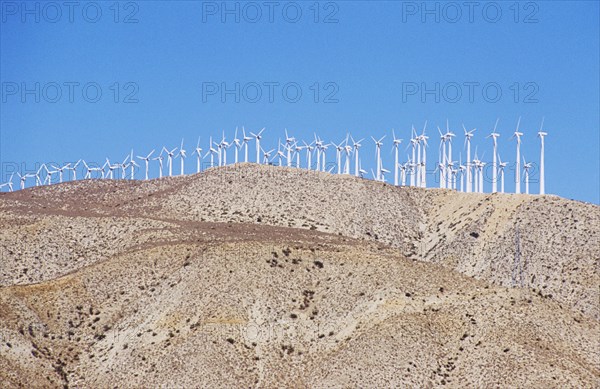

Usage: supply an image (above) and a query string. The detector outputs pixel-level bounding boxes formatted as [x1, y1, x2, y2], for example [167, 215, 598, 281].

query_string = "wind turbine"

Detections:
[314, 135, 323, 171]
[419, 121, 429, 188]
[232, 128, 242, 164]
[284, 129, 295, 167]
[523, 157, 532, 194]
[332, 139, 345, 174]
[66, 160, 81, 181]
[261, 147, 275, 164]
[320, 143, 330, 171]
[219, 132, 229, 166]
[51, 163, 70, 183]
[408, 127, 419, 186]
[537, 118, 547, 195]
[399, 161, 408, 186]
[191, 137, 203, 173]
[35, 164, 46, 186]
[294, 143, 304, 168]
[105, 158, 118, 179]
[371, 136, 385, 181]
[242, 127, 252, 163]
[5, 173, 15, 192]
[343, 142, 352, 174]
[350, 136, 364, 177]
[250, 128, 265, 164]
[392, 130, 403, 186]
[437, 127, 447, 189]
[16, 172, 29, 190]
[177, 140, 187, 175]
[443, 120, 456, 189]
[153, 150, 165, 178]
[498, 154, 508, 193]
[303, 141, 315, 170]
[163, 146, 178, 176]
[129, 149, 139, 179]
[463, 125, 476, 193]
[273, 140, 286, 166]
[511, 117, 523, 194]
[487, 118, 500, 193]
[458, 155, 466, 192]
[136, 150, 155, 180]
[82, 160, 94, 180]
[205, 137, 218, 168]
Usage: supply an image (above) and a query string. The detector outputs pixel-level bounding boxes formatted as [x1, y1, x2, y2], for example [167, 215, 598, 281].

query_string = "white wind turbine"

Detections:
[205, 136, 218, 168]
[67, 160, 81, 181]
[498, 154, 508, 193]
[251, 128, 265, 164]
[242, 127, 252, 163]
[82, 160, 94, 180]
[232, 128, 241, 164]
[463, 125, 476, 193]
[153, 150, 165, 178]
[273, 140, 286, 166]
[35, 164, 46, 186]
[219, 133, 229, 166]
[314, 135, 323, 171]
[437, 127, 447, 189]
[137, 149, 155, 180]
[284, 129, 295, 167]
[191, 137, 203, 173]
[333, 139, 345, 174]
[5, 173, 15, 192]
[129, 149, 139, 179]
[350, 136, 363, 177]
[409, 127, 418, 186]
[511, 117, 523, 194]
[537, 118, 547, 195]
[487, 118, 500, 193]
[163, 146, 178, 176]
[400, 161, 408, 186]
[46, 168, 58, 185]
[523, 157, 532, 194]
[392, 130, 403, 186]
[261, 147, 275, 164]
[303, 141, 315, 170]
[458, 155, 466, 192]
[320, 143, 330, 171]
[343, 142, 352, 174]
[105, 158, 119, 179]
[372, 136, 385, 181]
[178, 140, 187, 175]
[443, 120, 456, 189]
[16, 172, 29, 190]
[294, 143, 303, 168]
[51, 163, 70, 183]
[419, 121, 429, 188]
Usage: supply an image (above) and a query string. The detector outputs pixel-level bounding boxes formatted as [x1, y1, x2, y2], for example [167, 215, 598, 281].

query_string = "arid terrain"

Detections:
[0, 164, 598, 387]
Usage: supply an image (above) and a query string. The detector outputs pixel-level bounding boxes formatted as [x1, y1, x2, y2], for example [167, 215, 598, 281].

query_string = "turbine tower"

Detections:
[487, 118, 500, 193]
[523, 157, 532, 194]
[284, 129, 295, 167]
[419, 121, 428, 188]
[537, 118, 547, 195]
[192, 137, 203, 173]
[463, 125, 476, 193]
[371, 136, 385, 181]
[250, 128, 265, 164]
[351, 136, 364, 177]
[498, 154, 508, 193]
[437, 127, 447, 189]
[242, 127, 252, 163]
[164, 146, 178, 176]
[392, 130, 402, 186]
[511, 117, 523, 194]
[137, 149, 155, 180]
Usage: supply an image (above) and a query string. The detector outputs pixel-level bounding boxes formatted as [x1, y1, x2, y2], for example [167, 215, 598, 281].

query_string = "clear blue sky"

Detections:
[1, 1, 598, 203]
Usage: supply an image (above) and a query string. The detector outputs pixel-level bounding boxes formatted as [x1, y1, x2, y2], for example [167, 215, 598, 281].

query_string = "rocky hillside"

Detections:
[0, 164, 598, 387]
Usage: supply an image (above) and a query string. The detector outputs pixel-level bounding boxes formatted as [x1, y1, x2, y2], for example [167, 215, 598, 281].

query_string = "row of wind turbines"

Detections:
[0, 119, 547, 195]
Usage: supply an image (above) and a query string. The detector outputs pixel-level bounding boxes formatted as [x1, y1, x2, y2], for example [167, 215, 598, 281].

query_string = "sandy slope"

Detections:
[0, 164, 598, 387]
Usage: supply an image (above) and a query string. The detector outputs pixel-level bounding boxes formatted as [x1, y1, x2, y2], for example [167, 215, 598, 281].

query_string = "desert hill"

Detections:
[0, 164, 598, 387]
